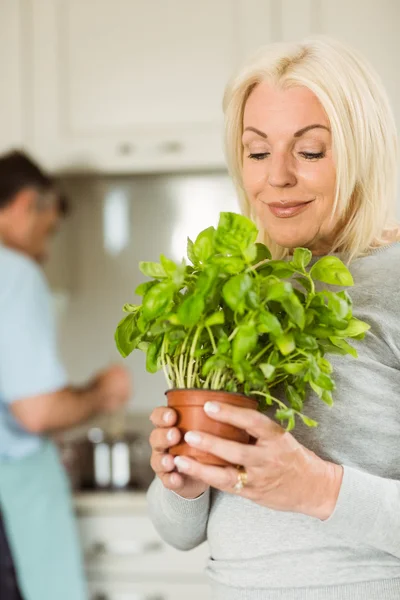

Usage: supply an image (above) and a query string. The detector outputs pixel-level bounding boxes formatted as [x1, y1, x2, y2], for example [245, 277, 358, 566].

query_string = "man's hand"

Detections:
[93, 365, 132, 413]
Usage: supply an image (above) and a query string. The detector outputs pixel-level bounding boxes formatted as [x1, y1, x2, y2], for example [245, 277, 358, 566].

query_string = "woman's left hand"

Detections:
[173, 401, 343, 521]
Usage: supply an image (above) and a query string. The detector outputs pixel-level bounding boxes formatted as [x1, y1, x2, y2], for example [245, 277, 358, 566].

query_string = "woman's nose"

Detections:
[267, 154, 297, 188]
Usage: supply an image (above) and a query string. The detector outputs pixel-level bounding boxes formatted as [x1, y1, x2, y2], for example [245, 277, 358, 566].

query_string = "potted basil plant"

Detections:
[115, 212, 369, 465]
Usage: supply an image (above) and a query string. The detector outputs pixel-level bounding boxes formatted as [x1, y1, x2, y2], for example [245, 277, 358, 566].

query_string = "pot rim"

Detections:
[165, 387, 259, 403]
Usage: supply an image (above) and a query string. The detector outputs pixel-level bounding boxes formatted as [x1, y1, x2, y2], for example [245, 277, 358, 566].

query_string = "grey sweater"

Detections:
[147, 243, 400, 599]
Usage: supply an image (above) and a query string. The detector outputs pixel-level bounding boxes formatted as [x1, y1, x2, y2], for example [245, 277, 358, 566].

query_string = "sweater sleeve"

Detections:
[146, 477, 210, 551]
[320, 465, 400, 558]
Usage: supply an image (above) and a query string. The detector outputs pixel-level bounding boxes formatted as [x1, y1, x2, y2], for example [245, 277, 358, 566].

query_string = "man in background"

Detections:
[0, 150, 132, 600]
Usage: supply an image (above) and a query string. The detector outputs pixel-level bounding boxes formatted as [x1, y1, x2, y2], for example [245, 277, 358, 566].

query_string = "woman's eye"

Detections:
[248, 152, 270, 160]
[299, 151, 325, 160]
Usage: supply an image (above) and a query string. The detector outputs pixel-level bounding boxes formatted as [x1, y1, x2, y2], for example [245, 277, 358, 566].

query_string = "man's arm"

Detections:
[0, 255, 131, 434]
[10, 365, 130, 434]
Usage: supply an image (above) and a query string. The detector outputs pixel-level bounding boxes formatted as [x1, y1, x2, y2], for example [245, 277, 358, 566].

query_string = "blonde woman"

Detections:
[147, 37, 400, 599]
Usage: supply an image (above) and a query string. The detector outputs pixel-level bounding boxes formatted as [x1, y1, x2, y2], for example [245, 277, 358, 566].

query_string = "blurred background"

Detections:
[1, 1, 400, 599]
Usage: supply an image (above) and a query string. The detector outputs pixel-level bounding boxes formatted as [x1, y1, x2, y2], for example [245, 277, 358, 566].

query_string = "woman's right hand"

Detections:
[149, 407, 209, 499]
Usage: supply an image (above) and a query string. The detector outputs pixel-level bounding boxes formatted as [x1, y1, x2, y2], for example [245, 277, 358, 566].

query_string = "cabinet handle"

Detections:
[117, 142, 135, 156]
[87, 539, 163, 559]
[91, 594, 165, 600]
[159, 140, 183, 154]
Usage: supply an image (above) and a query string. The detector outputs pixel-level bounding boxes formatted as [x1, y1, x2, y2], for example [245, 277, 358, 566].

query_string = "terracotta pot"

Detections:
[166, 388, 258, 466]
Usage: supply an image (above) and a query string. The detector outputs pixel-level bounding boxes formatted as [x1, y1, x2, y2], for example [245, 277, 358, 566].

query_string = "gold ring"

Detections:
[233, 467, 248, 492]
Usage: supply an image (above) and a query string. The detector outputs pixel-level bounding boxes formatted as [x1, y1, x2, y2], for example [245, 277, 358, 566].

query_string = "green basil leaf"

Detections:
[293, 275, 313, 293]
[259, 363, 276, 380]
[215, 212, 258, 253]
[205, 311, 225, 327]
[160, 255, 177, 277]
[232, 324, 258, 362]
[337, 318, 370, 338]
[285, 384, 304, 411]
[211, 255, 246, 274]
[122, 303, 141, 313]
[275, 333, 295, 356]
[135, 281, 156, 296]
[291, 248, 312, 270]
[315, 372, 335, 391]
[281, 294, 305, 329]
[142, 282, 175, 321]
[329, 337, 358, 358]
[167, 328, 186, 342]
[196, 265, 219, 296]
[294, 332, 318, 350]
[139, 261, 167, 279]
[222, 273, 253, 314]
[266, 281, 293, 302]
[257, 311, 283, 337]
[178, 294, 205, 327]
[310, 256, 354, 286]
[322, 390, 333, 406]
[193, 226, 216, 263]
[243, 244, 258, 263]
[299, 414, 318, 427]
[275, 408, 296, 431]
[318, 357, 333, 373]
[115, 313, 138, 358]
[283, 362, 306, 375]
[322, 290, 351, 319]
[187, 237, 198, 266]
[146, 336, 163, 374]
[309, 380, 324, 398]
[252, 242, 272, 264]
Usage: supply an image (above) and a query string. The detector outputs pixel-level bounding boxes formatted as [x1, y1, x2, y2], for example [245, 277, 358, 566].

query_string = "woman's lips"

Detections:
[266, 200, 314, 218]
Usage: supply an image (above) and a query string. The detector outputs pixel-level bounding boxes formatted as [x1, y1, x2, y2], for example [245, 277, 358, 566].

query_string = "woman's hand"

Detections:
[172, 401, 343, 520]
[149, 406, 209, 500]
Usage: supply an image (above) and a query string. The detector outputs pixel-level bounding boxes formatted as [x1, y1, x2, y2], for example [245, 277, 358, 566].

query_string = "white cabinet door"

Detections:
[88, 580, 211, 600]
[316, 0, 400, 130]
[30, 0, 279, 173]
[280, 0, 400, 127]
[78, 514, 209, 578]
[0, 0, 27, 154]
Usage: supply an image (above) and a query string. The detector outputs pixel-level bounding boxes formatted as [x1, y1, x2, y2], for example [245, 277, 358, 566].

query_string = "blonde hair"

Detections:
[223, 36, 399, 261]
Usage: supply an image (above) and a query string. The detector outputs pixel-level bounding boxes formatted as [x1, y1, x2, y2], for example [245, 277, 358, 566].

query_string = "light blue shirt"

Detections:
[0, 246, 67, 460]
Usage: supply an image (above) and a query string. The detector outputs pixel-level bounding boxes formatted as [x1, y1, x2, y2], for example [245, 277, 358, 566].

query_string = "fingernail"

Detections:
[163, 411, 172, 423]
[162, 455, 170, 468]
[204, 401, 220, 414]
[167, 429, 175, 442]
[185, 431, 202, 445]
[174, 456, 190, 472]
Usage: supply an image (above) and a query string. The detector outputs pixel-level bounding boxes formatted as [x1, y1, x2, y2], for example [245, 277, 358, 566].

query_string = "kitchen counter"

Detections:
[74, 490, 148, 515]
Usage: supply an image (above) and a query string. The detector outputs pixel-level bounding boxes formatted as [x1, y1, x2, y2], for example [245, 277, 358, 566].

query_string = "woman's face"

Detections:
[242, 82, 338, 253]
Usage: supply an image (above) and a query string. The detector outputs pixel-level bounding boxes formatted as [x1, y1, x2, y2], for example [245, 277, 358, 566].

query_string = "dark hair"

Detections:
[0, 150, 69, 216]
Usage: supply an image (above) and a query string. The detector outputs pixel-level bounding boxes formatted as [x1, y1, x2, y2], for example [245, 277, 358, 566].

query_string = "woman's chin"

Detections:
[267, 227, 316, 250]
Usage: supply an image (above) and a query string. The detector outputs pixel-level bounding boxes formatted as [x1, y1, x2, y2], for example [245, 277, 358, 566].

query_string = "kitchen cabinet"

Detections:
[29, 0, 278, 173]
[74, 492, 211, 600]
[0, 1, 28, 154]
[88, 581, 211, 600]
[3, 1, 399, 173]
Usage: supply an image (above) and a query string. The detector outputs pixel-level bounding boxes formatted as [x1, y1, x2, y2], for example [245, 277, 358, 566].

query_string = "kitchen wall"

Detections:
[49, 171, 240, 414]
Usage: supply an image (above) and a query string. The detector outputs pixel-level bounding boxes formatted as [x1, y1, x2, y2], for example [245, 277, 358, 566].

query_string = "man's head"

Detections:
[0, 150, 68, 264]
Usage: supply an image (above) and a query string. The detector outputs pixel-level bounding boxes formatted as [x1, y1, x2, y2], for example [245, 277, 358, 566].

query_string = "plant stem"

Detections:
[186, 325, 203, 388]
[204, 371, 212, 389]
[179, 332, 192, 386]
[228, 327, 239, 342]
[207, 326, 217, 353]
[160, 338, 172, 388]
[251, 390, 287, 409]
[250, 342, 273, 365]
[211, 368, 223, 390]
